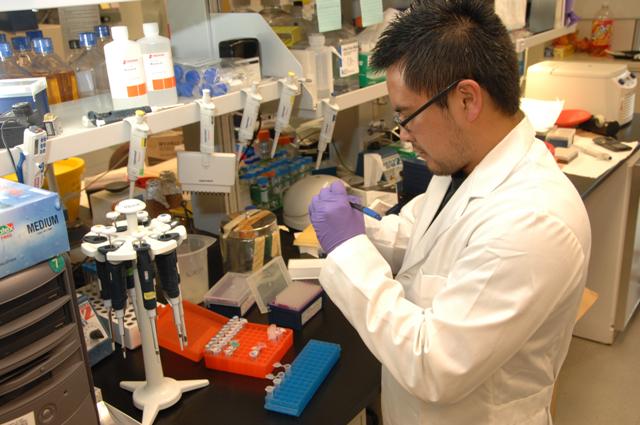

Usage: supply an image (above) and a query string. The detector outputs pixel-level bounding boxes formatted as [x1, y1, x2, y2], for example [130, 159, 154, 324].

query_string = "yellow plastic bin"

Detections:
[2, 157, 85, 223]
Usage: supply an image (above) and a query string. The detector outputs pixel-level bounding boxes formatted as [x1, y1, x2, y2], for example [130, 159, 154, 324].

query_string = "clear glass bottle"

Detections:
[95, 25, 112, 60]
[32, 38, 79, 104]
[0, 43, 30, 78]
[11, 37, 38, 72]
[71, 32, 109, 97]
[66, 39, 82, 64]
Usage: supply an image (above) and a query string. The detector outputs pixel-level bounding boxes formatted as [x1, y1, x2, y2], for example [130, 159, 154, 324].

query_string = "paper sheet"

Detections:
[360, 0, 383, 27]
[317, 0, 342, 32]
[560, 136, 638, 179]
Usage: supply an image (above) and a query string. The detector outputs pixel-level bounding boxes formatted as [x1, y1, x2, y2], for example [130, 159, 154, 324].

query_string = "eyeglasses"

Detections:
[393, 79, 461, 132]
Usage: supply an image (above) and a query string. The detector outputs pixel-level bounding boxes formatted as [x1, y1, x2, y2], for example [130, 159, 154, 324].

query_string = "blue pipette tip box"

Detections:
[264, 339, 341, 416]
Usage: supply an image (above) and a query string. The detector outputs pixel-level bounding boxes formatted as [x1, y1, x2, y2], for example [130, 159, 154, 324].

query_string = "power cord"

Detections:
[1, 119, 20, 177]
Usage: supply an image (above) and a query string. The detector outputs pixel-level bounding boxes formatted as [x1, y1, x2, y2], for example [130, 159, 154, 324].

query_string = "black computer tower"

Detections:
[0, 255, 99, 425]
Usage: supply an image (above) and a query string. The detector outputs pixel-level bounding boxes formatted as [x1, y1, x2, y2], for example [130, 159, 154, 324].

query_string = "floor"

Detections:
[555, 311, 640, 425]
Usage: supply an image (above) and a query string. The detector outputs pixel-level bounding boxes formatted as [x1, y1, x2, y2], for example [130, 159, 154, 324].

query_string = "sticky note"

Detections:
[317, 0, 342, 32]
[360, 0, 383, 27]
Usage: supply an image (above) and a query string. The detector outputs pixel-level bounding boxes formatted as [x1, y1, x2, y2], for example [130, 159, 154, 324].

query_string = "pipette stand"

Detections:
[81, 199, 208, 425]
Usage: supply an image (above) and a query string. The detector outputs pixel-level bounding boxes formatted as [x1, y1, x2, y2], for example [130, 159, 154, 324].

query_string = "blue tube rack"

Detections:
[264, 339, 341, 416]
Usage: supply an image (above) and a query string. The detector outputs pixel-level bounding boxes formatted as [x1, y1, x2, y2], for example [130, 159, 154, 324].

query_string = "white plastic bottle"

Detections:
[104, 26, 148, 109]
[138, 22, 178, 106]
[307, 33, 334, 99]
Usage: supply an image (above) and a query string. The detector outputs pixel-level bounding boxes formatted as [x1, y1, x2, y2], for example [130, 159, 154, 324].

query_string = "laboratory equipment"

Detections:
[306, 34, 334, 99]
[31, 38, 79, 104]
[282, 174, 342, 230]
[66, 39, 82, 63]
[72, 32, 109, 97]
[77, 293, 114, 366]
[220, 209, 281, 273]
[104, 26, 148, 110]
[316, 97, 339, 169]
[246, 256, 323, 330]
[0, 179, 69, 279]
[9, 37, 38, 74]
[264, 339, 341, 416]
[287, 258, 326, 280]
[81, 199, 208, 425]
[204, 271, 256, 317]
[203, 314, 293, 378]
[176, 234, 215, 304]
[349, 201, 382, 220]
[126, 110, 150, 198]
[0, 78, 48, 120]
[95, 25, 112, 55]
[15, 124, 48, 188]
[237, 82, 262, 161]
[0, 257, 100, 425]
[138, 22, 178, 106]
[326, 27, 359, 95]
[271, 71, 300, 158]
[0, 42, 29, 78]
[176, 89, 237, 194]
[525, 61, 637, 125]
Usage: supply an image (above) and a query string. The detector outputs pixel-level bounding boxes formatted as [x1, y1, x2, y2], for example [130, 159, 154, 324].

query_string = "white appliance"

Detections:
[525, 61, 637, 125]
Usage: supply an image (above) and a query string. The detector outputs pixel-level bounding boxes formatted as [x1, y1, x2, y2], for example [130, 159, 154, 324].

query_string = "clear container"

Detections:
[66, 39, 83, 64]
[11, 36, 41, 74]
[220, 210, 281, 273]
[104, 26, 148, 109]
[0, 43, 30, 78]
[326, 27, 359, 94]
[71, 32, 109, 97]
[590, 2, 613, 57]
[138, 22, 178, 106]
[31, 38, 79, 104]
[94, 25, 111, 61]
[176, 234, 216, 304]
[203, 272, 255, 316]
[307, 33, 334, 98]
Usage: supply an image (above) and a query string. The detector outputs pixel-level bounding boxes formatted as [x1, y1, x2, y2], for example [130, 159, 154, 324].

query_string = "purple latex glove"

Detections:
[308, 181, 365, 254]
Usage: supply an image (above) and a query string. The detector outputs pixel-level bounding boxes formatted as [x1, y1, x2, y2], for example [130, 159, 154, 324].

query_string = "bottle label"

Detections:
[109, 56, 147, 98]
[142, 52, 176, 91]
[591, 18, 613, 47]
[338, 41, 359, 78]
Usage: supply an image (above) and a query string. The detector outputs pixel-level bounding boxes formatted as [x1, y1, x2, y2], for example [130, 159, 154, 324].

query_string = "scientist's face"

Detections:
[386, 65, 471, 176]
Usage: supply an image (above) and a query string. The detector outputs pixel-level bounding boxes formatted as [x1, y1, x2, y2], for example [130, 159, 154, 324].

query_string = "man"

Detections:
[308, 1, 591, 424]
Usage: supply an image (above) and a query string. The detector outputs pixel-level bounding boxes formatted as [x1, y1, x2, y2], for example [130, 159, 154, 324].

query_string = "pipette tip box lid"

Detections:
[246, 256, 323, 330]
[203, 271, 256, 317]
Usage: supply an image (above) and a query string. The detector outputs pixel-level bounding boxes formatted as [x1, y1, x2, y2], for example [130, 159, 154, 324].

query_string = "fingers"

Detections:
[329, 180, 347, 194]
[347, 195, 361, 205]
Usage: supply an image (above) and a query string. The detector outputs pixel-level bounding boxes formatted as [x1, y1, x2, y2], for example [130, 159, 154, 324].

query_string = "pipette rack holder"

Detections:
[264, 339, 341, 416]
[81, 199, 209, 425]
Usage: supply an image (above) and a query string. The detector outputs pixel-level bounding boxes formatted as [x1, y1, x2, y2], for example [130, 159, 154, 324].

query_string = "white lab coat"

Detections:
[319, 118, 591, 425]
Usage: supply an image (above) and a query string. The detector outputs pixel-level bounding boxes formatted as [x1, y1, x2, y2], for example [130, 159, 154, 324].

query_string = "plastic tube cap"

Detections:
[25, 30, 43, 42]
[143, 22, 160, 37]
[111, 26, 129, 41]
[95, 25, 111, 39]
[79, 32, 97, 48]
[11, 36, 28, 52]
[308, 33, 325, 47]
[0, 43, 12, 59]
[32, 38, 53, 55]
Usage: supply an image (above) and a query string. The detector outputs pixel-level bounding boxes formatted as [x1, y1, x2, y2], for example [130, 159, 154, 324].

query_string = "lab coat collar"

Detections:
[399, 117, 536, 275]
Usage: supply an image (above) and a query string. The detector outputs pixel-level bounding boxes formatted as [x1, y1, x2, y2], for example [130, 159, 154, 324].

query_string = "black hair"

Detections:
[371, 0, 520, 115]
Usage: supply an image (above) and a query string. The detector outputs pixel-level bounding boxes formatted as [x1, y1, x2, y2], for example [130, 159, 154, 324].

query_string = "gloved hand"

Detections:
[308, 181, 365, 254]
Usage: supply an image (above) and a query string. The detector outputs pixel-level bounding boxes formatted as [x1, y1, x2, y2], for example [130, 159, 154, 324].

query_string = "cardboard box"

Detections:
[0, 179, 69, 278]
[146, 129, 184, 162]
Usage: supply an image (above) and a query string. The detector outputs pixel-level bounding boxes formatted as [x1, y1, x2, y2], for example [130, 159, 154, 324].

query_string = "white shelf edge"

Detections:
[0, 0, 139, 11]
[334, 83, 388, 110]
[0, 80, 279, 177]
[514, 24, 578, 53]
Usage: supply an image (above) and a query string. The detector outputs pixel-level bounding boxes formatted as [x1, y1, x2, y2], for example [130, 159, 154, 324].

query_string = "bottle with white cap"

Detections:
[306, 33, 334, 99]
[104, 26, 148, 109]
[138, 22, 177, 106]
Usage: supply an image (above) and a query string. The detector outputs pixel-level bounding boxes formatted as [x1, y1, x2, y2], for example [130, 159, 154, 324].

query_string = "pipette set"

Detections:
[81, 199, 208, 425]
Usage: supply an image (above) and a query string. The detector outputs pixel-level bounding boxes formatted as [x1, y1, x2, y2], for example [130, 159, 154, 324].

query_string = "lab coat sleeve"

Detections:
[320, 209, 589, 404]
[362, 195, 423, 274]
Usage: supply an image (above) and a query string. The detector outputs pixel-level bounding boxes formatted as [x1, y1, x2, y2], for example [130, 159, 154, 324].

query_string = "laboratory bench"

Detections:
[90, 229, 381, 425]
[565, 114, 640, 344]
